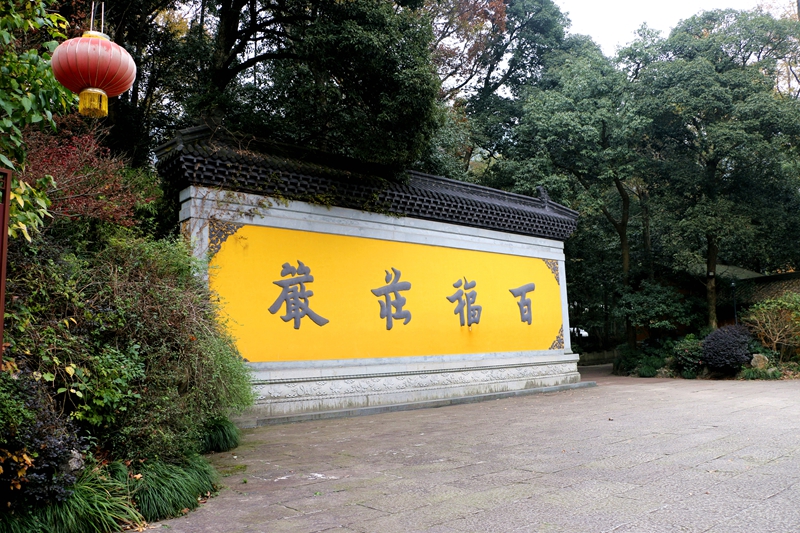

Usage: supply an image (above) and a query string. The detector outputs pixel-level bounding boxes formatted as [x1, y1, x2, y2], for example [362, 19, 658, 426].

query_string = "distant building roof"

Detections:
[735, 272, 800, 304]
[155, 126, 579, 242]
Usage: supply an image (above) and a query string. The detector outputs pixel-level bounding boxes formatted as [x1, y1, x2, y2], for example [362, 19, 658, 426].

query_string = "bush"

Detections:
[612, 340, 672, 377]
[702, 325, 753, 373]
[6, 228, 254, 464]
[744, 293, 800, 362]
[612, 344, 640, 375]
[0, 363, 84, 511]
[637, 365, 658, 378]
[673, 334, 704, 375]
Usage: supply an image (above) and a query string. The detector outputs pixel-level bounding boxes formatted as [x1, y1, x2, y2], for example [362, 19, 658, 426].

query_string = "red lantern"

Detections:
[51, 31, 136, 118]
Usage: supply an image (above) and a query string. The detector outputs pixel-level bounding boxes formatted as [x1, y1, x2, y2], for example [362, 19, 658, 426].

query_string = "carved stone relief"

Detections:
[208, 219, 243, 257]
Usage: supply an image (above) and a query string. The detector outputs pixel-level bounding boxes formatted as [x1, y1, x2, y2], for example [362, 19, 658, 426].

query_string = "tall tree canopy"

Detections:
[57, 0, 440, 168]
[634, 10, 800, 328]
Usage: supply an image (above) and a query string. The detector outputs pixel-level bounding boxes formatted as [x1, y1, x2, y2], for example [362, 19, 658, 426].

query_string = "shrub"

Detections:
[673, 334, 704, 375]
[637, 365, 658, 378]
[612, 344, 640, 375]
[744, 293, 800, 362]
[702, 325, 753, 373]
[6, 229, 254, 464]
[0, 362, 84, 511]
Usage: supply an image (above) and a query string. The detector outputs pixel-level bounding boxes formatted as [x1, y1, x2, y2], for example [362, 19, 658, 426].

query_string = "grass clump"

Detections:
[201, 417, 241, 454]
[739, 367, 782, 380]
[0, 465, 144, 533]
[132, 455, 218, 522]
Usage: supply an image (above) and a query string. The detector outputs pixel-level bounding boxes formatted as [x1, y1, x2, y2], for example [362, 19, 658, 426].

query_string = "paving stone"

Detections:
[153, 366, 800, 532]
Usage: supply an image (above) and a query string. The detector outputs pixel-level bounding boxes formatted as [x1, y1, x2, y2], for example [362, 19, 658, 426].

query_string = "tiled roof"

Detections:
[736, 273, 800, 304]
[156, 126, 579, 241]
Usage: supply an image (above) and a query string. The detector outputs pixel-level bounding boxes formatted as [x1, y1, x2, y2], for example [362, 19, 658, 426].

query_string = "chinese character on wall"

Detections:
[447, 278, 482, 326]
[371, 268, 412, 330]
[268, 261, 329, 329]
[509, 282, 536, 325]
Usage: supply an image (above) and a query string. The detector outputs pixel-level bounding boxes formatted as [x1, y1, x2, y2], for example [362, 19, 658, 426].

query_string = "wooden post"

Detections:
[0, 169, 11, 365]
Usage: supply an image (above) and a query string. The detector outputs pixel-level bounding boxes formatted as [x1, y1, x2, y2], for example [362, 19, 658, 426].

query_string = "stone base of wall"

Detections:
[235, 352, 588, 426]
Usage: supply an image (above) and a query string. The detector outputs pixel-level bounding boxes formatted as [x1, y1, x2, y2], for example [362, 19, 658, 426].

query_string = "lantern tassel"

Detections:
[79, 88, 108, 118]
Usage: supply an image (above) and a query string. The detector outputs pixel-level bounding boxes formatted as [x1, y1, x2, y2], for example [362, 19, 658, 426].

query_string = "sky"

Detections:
[553, 0, 784, 56]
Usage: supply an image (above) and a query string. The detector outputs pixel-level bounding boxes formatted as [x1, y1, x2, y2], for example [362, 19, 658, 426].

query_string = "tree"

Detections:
[0, 0, 73, 239]
[222, 0, 440, 166]
[494, 38, 649, 346]
[58, 0, 441, 169]
[425, 0, 506, 100]
[636, 9, 800, 328]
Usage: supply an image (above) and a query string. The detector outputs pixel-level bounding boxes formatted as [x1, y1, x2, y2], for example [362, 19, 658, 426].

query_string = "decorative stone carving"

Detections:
[549, 325, 565, 350]
[543, 259, 560, 285]
[208, 218, 243, 257]
[253, 362, 577, 405]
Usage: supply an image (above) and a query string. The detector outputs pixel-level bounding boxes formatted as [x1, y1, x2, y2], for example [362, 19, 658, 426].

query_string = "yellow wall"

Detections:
[209, 225, 564, 363]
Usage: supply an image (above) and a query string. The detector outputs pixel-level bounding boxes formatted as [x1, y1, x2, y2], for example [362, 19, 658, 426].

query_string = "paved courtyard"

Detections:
[157, 365, 800, 532]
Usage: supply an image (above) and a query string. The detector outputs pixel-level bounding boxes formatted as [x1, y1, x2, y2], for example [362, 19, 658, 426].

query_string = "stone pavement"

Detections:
[155, 365, 800, 532]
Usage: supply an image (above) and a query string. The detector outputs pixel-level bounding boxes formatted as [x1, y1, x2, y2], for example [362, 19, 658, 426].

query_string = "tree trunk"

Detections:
[641, 189, 654, 280]
[610, 178, 637, 348]
[706, 234, 719, 329]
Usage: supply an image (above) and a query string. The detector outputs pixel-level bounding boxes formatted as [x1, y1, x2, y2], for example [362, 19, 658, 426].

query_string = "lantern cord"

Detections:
[88, 2, 105, 34]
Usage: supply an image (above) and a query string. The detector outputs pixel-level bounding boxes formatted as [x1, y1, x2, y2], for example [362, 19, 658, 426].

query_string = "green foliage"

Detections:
[739, 367, 782, 380]
[744, 293, 800, 362]
[612, 339, 672, 376]
[0, 362, 83, 511]
[702, 325, 753, 373]
[7, 175, 53, 241]
[200, 417, 241, 454]
[632, 11, 800, 326]
[0, 0, 71, 167]
[0, 362, 34, 436]
[131, 455, 217, 522]
[224, 0, 440, 167]
[672, 334, 704, 375]
[6, 226, 254, 464]
[637, 365, 658, 378]
[612, 344, 640, 375]
[616, 281, 696, 331]
[413, 102, 472, 180]
[0, 0, 73, 239]
[64, 345, 146, 427]
[0, 464, 144, 533]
